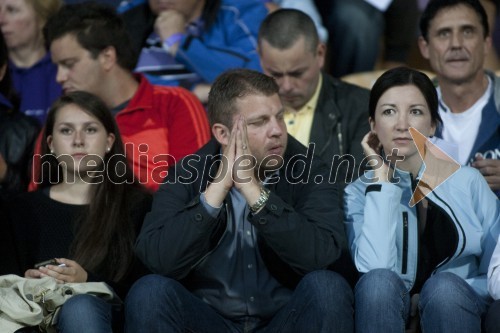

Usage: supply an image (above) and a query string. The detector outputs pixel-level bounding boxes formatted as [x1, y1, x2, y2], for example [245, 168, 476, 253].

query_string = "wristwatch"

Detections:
[249, 187, 270, 213]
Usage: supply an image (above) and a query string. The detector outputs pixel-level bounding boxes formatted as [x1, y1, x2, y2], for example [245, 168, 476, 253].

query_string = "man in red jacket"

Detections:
[32, 3, 210, 192]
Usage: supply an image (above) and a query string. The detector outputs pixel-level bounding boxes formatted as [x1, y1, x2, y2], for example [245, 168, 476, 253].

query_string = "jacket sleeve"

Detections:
[160, 87, 210, 163]
[344, 181, 404, 273]
[134, 162, 225, 279]
[248, 162, 345, 274]
[175, 4, 266, 83]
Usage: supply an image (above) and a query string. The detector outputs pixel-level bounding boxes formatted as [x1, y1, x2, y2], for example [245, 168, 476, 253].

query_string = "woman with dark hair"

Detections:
[3, 91, 151, 333]
[344, 67, 500, 333]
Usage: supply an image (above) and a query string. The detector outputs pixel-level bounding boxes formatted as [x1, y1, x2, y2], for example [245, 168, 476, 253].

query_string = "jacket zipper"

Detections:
[402, 211, 409, 274]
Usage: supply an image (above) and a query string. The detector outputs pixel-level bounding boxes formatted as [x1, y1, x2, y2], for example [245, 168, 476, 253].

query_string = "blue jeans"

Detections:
[125, 270, 354, 333]
[355, 269, 489, 333]
[354, 269, 410, 333]
[419, 272, 489, 333]
[57, 294, 121, 333]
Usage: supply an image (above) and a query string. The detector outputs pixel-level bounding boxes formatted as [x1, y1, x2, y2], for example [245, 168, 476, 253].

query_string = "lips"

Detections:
[267, 145, 283, 155]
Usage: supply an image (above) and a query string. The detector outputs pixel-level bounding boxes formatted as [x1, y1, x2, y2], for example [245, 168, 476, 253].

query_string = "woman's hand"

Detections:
[37, 258, 88, 284]
[25, 269, 46, 279]
[361, 131, 391, 182]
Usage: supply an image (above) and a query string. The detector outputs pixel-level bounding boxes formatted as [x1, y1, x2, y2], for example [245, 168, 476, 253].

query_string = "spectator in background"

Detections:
[0, 0, 62, 125]
[418, 0, 500, 196]
[316, 0, 419, 78]
[0, 27, 38, 204]
[262, 0, 328, 43]
[36, 2, 210, 192]
[121, 0, 268, 103]
[258, 9, 370, 186]
[3, 91, 152, 332]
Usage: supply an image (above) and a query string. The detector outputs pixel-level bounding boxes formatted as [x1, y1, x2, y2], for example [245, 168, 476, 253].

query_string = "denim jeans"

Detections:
[419, 272, 489, 333]
[125, 270, 354, 333]
[355, 269, 489, 333]
[57, 294, 121, 333]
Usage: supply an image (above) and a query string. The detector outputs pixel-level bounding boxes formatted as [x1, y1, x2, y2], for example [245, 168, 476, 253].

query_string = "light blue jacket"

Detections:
[344, 165, 500, 300]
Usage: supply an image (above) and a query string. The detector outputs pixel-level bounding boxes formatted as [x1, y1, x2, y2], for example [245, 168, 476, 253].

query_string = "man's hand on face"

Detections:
[473, 156, 500, 191]
[205, 116, 262, 208]
[232, 116, 262, 206]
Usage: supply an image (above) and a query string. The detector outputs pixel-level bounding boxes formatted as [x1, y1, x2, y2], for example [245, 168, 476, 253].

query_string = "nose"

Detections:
[279, 76, 293, 93]
[450, 31, 463, 48]
[73, 130, 84, 147]
[55, 66, 67, 85]
[269, 116, 284, 137]
[396, 112, 409, 131]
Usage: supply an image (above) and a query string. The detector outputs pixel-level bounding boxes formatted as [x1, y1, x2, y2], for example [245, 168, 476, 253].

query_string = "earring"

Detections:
[106, 147, 111, 152]
[50, 149, 55, 154]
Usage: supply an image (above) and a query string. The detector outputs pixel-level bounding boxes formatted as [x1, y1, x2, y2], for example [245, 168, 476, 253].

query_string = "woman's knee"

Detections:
[57, 295, 111, 332]
[355, 269, 407, 307]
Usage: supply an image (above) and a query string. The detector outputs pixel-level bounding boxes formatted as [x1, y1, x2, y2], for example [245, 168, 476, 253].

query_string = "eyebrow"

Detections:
[56, 121, 100, 126]
[246, 107, 285, 122]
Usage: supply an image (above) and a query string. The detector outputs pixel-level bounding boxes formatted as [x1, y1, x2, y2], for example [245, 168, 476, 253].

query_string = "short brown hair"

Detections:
[207, 69, 279, 127]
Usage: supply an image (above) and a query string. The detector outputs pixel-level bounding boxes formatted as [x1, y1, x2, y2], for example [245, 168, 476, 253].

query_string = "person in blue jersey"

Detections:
[121, 0, 268, 103]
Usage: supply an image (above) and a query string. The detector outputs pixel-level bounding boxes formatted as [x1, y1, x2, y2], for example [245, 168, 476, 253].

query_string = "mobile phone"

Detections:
[34, 259, 65, 269]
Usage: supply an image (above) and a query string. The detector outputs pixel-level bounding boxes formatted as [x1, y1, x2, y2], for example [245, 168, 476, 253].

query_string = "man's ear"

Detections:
[418, 36, 430, 60]
[212, 123, 230, 146]
[99, 46, 117, 71]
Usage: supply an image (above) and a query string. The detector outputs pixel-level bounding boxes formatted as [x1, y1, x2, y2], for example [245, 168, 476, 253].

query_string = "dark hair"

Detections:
[369, 67, 442, 127]
[44, 2, 137, 71]
[207, 69, 279, 127]
[420, 0, 489, 41]
[39, 91, 145, 281]
[0, 32, 19, 111]
[258, 8, 319, 53]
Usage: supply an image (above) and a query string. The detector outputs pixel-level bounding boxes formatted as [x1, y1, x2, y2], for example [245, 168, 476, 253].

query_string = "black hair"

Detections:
[369, 67, 442, 127]
[420, 0, 489, 40]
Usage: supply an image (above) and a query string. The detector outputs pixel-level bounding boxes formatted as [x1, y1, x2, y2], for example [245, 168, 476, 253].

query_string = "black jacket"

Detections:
[135, 135, 345, 289]
[311, 73, 370, 182]
[0, 102, 39, 202]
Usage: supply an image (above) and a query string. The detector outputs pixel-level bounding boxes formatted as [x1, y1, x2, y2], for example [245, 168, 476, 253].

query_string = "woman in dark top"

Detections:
[4, 91, 151, 333]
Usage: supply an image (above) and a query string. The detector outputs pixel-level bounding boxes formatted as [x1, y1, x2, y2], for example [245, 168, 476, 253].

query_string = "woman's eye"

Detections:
[410, 109, 423, 115]
[86, 127, 97, 134]
[382, 109, 395, 115]
[60, 128, 72, 135]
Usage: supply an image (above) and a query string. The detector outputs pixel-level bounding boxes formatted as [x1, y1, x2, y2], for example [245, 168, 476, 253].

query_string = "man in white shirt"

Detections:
[418, 0, 500, 196]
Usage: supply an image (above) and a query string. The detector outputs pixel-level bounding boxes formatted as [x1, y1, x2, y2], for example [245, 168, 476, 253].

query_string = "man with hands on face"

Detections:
[122, 0, 267, 103]
[125, 69, 353, 333]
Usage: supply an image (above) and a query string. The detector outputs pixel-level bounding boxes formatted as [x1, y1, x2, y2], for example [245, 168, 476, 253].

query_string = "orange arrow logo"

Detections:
[408, 127, 461, 207]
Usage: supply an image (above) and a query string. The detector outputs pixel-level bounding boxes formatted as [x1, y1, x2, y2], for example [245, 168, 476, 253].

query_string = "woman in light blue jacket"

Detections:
[344, 67, 500, 333]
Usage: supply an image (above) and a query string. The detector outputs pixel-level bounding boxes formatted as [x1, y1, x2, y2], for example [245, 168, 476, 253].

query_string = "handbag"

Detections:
[0, 274, 119, 333]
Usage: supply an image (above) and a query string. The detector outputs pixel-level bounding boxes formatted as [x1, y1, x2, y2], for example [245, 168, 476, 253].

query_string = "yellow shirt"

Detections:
[284, 75, 323, 147]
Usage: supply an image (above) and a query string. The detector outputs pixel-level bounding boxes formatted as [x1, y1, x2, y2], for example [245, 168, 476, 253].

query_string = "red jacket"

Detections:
[30, 75, 210, 192]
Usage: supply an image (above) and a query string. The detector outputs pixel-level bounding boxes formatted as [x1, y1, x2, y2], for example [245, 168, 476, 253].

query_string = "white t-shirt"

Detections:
[437, 77, 492, 165]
